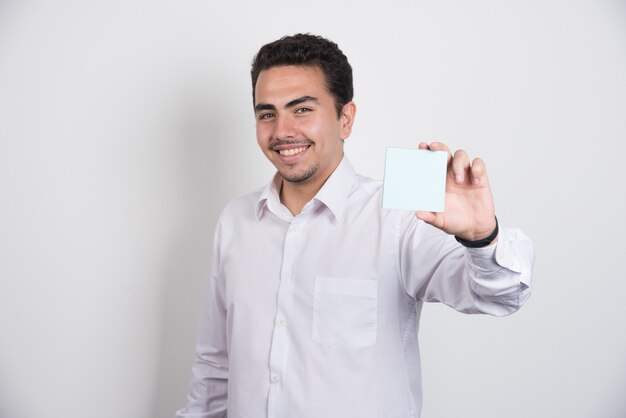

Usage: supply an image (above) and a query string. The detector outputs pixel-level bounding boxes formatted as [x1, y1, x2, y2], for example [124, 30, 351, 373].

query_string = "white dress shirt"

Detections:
[176, 156, 533, 418]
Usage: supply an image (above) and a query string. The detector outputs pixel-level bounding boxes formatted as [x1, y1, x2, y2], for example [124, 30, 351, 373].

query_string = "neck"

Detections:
[278, 154, 343, 216]
[279, 178, 321, 216]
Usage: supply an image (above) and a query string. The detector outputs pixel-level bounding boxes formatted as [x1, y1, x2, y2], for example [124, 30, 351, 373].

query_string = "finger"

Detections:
[470, 158, 487, 185]
[415, 211, 435, 225]
[426, 142, 452, 165]
[418, 142, 430, 151]
[415, 211, 444, 229]
[428, 142, 450, 154]
[451, 149, 470, 184]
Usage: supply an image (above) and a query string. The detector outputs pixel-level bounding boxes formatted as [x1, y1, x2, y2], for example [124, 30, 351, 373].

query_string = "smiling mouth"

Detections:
[278, 146, 309, 156]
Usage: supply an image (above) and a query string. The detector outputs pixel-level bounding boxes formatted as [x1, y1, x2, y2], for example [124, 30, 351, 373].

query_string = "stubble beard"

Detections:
[279, 162, 320, 184]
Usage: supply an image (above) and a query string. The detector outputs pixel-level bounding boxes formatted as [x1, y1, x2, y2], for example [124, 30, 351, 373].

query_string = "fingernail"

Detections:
[472, 178, 480, 185]
[455, 174, 463, 183]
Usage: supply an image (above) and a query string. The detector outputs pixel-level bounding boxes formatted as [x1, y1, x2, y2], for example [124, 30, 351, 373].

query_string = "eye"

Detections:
[295, 107, 312, 114]
[258, 112, 274, 120]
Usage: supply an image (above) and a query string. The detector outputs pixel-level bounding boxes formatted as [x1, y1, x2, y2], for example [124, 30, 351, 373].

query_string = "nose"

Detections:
[272, 114, 297, 141]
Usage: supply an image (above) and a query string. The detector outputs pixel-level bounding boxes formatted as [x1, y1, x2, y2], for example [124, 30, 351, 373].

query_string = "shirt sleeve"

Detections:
[397, 215, 534, 316]
[176, 223, 229, 418]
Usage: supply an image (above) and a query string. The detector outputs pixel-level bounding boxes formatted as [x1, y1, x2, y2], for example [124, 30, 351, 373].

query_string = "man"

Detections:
[176, 33, 533, 418]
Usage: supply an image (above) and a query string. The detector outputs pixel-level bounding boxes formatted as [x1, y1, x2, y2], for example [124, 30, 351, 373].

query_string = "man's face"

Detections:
[254, 65, 355, 188]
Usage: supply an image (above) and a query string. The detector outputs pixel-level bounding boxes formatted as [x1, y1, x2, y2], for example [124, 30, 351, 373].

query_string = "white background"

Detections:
[1, 1, 625, 417]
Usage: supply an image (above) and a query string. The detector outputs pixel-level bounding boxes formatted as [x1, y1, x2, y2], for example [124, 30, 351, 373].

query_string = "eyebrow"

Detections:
[254, 95, 319, 113]
[286, 95, 319, 108]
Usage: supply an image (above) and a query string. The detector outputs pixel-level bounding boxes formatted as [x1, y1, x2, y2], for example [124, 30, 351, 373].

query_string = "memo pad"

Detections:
[382, 148, 447, 212]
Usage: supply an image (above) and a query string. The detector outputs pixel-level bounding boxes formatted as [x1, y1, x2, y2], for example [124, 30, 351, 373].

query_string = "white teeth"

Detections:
[279, 146, 307, 156]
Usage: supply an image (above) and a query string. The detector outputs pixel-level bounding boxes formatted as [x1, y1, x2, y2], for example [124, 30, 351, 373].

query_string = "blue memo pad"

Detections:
[382, 148, 448, 212]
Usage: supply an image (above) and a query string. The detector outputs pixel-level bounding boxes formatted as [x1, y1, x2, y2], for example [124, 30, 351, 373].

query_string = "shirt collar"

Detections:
[313, 156, 358, 222]
[255, 156, 358, 222]
[255, 174, 287, 221]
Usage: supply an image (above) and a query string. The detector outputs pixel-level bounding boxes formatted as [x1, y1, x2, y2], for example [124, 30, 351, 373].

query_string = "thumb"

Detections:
[415, 211, 436, 224]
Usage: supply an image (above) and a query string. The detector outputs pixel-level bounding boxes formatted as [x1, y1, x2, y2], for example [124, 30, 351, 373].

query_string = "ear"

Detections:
[339, 101, 357, 140]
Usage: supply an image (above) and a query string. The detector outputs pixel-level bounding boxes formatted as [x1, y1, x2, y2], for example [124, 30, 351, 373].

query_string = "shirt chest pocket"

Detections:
[312, 276, 378, 350]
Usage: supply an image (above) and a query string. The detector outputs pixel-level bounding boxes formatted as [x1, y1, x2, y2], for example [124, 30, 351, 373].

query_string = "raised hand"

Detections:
[415, 142, 497, 242]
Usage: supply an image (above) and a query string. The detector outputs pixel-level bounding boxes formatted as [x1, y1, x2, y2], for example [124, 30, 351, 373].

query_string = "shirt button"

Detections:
[271, 374, 281, 383]
[285, 269, 292, 278]
[279, 319, 288, 327]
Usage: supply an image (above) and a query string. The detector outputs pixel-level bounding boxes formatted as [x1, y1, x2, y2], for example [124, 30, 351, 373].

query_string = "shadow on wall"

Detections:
[148, 75, 244, 418]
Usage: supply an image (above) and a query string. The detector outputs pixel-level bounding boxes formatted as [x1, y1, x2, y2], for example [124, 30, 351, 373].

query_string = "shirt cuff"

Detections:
[464, 228, 524, 274]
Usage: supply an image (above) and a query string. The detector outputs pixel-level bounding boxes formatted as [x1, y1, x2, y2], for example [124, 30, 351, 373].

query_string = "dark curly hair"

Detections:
[251, 33, 354, 117]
